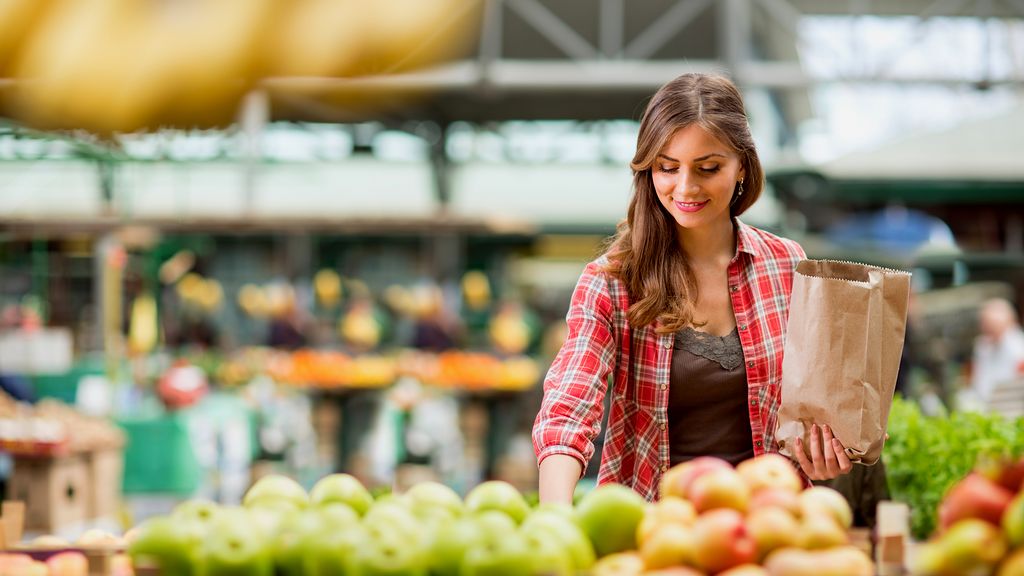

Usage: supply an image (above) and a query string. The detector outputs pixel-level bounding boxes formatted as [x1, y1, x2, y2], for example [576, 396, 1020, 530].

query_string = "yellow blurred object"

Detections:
[462, 270, 491, 311]
[0, 0, 54, 75]
[383, 285, 414, 316]
[314, 269, 342, 309]
[128, 293, 158, 355]
[238, 284, 268, 317]
[176, 273, 204, 302]
[340, 305, 381, 350]
[496, 356, 541, 391]
[489, 312, 530, 355]
[263, 0, 363, 77]
[197, 279, 224, 313]
[4, 0, 481, 131]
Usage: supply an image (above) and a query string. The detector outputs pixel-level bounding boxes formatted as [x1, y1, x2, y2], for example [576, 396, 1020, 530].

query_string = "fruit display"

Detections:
[0, 393, 124, 456]
[885, 396, 1024, 538]
[119, 454, 872, 576]
[1, 530, 131, 576]
[590, 454, 873, 576]
[266, 349, 396, 389]
[127, 473, 597, 576]
[909, 454, 1024, 575]
[397, 350, 541, 391]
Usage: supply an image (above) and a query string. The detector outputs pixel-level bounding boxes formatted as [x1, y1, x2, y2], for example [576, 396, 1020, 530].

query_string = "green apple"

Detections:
[202, 508, 274, 576]
[521, 529, 573, 576]
[304, 524, 370, 575]
[317, 502, 360, 529]
[172, 499, 221, 525]
[402, 481, 464, 520]
[243, 474, 309, 511]
[574, 484, 647, 557]
[310, 473, 374, 516]
[363, 501, 426, 547]
[459, 530, 533, 576]
[128, 516, 203, 575]
[521, 511, 596, 572]
[464, 481, 530, 524]
[533, 502, 575, 522]
[351, 529, 429, 576]
[474, 510, 519, 542]
[428, 517, 484, 576]
[274, 510, 325, 576]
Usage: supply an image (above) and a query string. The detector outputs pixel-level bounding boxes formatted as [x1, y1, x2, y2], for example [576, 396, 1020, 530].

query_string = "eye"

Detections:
[657, 165, 678, 174]
[699, 165, 720, 174]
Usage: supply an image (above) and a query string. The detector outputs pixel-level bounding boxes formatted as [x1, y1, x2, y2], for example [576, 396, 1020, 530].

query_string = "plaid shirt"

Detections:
[533, 220, 806, 501]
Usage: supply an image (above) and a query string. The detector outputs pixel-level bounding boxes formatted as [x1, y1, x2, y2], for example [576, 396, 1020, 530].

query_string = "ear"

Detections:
[738, 164, 747, 183]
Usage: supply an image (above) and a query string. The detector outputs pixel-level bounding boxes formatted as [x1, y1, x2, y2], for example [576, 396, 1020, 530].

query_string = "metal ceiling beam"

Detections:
[600, 0, 625, 58]
[505, 0, 599, 60]
[623, 0, 715, 59]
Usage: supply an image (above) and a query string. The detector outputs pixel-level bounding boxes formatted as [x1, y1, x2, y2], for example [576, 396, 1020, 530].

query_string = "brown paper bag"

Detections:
[776, 259, 911, 465]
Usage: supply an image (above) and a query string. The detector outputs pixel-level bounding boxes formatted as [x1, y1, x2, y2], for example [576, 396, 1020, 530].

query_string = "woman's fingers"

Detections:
[793, 437, 816, 479]
[833, 437, 854, 474]
[809, 424, 827, 479]
[821, 425, 841, 476]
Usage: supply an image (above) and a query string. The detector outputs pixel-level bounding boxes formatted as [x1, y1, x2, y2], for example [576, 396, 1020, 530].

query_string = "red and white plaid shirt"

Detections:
[533, 219, 806, 501]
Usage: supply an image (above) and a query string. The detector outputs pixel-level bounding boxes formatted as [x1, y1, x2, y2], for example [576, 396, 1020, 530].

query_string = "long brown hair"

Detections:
[604, 73, 763, 333]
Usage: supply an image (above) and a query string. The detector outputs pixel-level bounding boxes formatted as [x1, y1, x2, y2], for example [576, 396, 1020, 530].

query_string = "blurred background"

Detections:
[1, 0, 1023, 539]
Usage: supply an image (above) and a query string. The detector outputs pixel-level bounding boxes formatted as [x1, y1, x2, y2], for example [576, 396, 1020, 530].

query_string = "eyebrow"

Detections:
[657, 153, 726, 163]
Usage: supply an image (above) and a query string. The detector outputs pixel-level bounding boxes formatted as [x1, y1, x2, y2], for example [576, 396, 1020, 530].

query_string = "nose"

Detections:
[671, 170, 696, 197]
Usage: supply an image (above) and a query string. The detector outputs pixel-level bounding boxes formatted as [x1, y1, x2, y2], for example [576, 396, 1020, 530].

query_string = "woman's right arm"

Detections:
[538, 454, 583, 505]
[532, 263, 617, 504]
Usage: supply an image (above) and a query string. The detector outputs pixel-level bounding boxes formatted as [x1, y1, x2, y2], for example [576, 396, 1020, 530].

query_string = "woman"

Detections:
[532, 73, 852, 505]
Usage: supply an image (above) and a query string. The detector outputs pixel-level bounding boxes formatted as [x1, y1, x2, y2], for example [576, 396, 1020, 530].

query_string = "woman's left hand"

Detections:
[793, 424, 853, 481]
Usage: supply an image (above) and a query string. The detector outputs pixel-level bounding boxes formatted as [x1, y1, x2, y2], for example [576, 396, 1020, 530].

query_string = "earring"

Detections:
[737, 180, 745, 196]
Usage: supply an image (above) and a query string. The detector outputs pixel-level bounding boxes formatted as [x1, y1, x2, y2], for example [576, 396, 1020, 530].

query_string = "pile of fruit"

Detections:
[910, 456, 1024, 575]
[588, 454, 873, 576]
[0, 394, 124, 456]
[1, 529, 131, 576]
[128, 473, 595, 576]
[120, 453, 870, 575]
[266, 350, 397, 389]
[398, 350, 541, 391]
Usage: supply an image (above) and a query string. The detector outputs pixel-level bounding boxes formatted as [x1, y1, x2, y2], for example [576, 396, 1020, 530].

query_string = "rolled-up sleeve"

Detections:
[532, 262, 617, 474]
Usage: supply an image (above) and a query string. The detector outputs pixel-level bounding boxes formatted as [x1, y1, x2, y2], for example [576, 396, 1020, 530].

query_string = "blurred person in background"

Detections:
[968, 298, 1024, 406]
[267, 299, 309, 350]
[533, 73, 853, 505]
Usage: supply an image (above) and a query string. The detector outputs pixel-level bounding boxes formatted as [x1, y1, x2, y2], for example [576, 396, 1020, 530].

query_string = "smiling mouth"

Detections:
[674, 200, 710, 212]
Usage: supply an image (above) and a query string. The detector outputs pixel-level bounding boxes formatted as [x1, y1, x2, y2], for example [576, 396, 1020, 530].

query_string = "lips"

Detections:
[674, 200, 709, 213]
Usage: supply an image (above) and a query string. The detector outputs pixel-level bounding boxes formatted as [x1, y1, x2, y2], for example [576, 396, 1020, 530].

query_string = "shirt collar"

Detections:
[734, 218, 759, 259]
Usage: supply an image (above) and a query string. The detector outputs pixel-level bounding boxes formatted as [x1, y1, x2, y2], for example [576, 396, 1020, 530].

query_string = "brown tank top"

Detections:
[668, 326, 754, 467]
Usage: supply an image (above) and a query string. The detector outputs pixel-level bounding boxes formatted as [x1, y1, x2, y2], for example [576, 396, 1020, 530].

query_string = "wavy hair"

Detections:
[603, 73, 763, 333]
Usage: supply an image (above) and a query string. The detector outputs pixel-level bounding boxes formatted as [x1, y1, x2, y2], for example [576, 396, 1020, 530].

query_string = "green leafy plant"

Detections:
[884, 396, 1024, 539]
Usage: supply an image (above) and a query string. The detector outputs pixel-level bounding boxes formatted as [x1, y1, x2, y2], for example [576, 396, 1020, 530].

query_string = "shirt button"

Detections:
[663, 341, 672, 349]
[756, 440, 763, 448]
[659, 422, 667, 430]
[661, 464, 669, 473]
[730, 285, 739, 293]
[739, 324, 747, 331]
[750, 398, 758, 407]
[660, 383, 668, 391]
[747, 360, 755, 368]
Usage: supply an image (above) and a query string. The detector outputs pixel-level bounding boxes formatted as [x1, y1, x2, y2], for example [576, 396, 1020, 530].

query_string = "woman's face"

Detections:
[651, 124, 745, 232]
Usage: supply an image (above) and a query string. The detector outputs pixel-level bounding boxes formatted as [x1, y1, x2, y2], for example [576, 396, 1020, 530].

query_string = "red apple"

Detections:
[636, 497, 697, 547]
[736, 454, 803, 495]
[590, 552, 645, 576]
[940, 519, 1008, 575]
[799, 487, 853, 529]
[690, 509, 757, 574]
[998, 549, 1024, 576]
[1004, 492, 1024, 548]
[720, 565, 770, 576]
[939, 473, 1014, 531]
[797, 513, 849, 550]
[660, 457, 733, 500]
[640, 522, 696, 570]
[688, 468, 751, 514]
[746, 507, 800, 561]
[45, 552, 87, 576]
[751, 488, 802, 518]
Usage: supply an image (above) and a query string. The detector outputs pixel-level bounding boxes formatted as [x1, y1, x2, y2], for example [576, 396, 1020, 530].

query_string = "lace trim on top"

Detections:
[674, 326, 744, 371]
